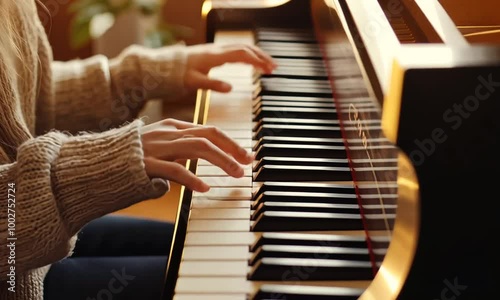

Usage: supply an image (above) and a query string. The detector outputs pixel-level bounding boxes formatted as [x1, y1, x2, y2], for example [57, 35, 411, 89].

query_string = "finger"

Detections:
[248, 45, 277, 69]
[159, 138, 245, 178]
[141, 129, 184, 142]
[181, 126, 253, 164]
[185, 70, 232, 92]
[145, 157, 210, 192]
[216, 46, 271, 73]
[161, 118, 199, 130]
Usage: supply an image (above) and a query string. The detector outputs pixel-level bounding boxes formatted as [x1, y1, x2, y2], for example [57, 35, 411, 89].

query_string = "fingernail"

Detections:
[200, 182, 210, 192]
[246, 152, 254, 160]
[221, 82, 232, 91]
[240, 148, 253, 159]
[236, 167, 245, 178]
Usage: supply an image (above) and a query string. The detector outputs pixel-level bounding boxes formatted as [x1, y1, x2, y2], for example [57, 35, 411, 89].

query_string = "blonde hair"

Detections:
[0, 0, 38, 160]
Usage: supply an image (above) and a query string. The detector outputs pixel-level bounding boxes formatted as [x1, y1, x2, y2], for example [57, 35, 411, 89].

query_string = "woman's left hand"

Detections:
[183, 43, 277, 93]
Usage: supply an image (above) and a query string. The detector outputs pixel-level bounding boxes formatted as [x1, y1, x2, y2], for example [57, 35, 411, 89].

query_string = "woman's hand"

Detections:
[140, 118, 253, 193]
[184, 43, 277, 93]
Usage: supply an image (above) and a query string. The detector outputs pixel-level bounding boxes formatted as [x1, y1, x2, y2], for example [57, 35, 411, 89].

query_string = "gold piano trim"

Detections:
[359, 152, 420, 300]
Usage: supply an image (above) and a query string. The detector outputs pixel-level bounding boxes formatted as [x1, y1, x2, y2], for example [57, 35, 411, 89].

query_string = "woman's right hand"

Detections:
[140, 118, 253, 193]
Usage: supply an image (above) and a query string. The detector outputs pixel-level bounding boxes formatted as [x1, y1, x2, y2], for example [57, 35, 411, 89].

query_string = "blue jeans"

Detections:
[43, 215, 174, 300]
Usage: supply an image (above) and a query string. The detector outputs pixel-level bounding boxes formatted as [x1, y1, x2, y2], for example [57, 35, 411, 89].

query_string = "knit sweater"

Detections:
[0, 1, 187, 299]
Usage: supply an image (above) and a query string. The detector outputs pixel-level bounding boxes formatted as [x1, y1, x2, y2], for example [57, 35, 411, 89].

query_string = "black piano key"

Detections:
[256, 28, 317, 43]
[254, 144, 347, 159]
[251, 202, 396, 222]
[257, 36, 318, 44]
[251, 211, 363, 232]
[251, 201, 360, 220]
[258, 43, 322, 58]
[252, 118, 340, 132]
[253, 107, 337, 121]
[253, 182, 355, 200]
[249, 244, 370, 266]
[253, 157, 349, 172]
[264, 53, 324, 60]
[259, 95, 334, 103]
[252, 191, 358, 208]
[252, 284, 364, 300]
[253, 186, 353, 205]
[268, 63, 326, 72]
[259, 46, 321, 56]
[253, 125, 342, 139]
[252, 135, 387, 150]
[250, 233, 367, 252]
[248, 257, 373, 280]
[257, 85, 332, 97]
[270, 58, 326, 68]
[263, 67, 328, 79]
[253, 136, 345, 149]
[261, 77, 332, 89]
[258, 41, 320, 51]
[253, 165, 352, 182]
[253, 100, 335, 111]
[253, 100, 378, 113]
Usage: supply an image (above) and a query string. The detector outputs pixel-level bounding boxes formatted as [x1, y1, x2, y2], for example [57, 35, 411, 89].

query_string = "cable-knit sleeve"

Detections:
[48, 44, 187, 133]
[0, 119, 169, 280]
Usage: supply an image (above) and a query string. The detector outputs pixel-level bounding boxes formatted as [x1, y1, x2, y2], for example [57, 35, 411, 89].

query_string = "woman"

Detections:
[0, 0, 276, 299]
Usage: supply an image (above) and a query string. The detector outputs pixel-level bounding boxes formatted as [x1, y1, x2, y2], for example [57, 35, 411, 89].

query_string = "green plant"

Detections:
[68, 0, 192, 49]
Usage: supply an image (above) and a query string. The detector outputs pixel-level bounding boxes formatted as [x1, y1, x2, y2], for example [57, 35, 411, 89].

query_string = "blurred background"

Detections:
[37, 0, 208, 223]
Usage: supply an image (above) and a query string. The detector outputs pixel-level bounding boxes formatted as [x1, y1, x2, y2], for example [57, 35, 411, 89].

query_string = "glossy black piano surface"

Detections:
[163, 1, 499, 299]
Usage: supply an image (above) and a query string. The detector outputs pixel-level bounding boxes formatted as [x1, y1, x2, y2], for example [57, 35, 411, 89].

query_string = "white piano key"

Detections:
[185, 232, 258, 246]
[205, 121, 253, 130]
[175, 277, 252, 294]
[179, 261, 248, 276]
[175, 277, 371, 294]
[187, 219, 250, 232]
[192, 199, 251, 209]
[192, 188, 252, 200]
[200, 177, 252, 187]
[197, 165, 252, 177]
[209, 92, 254, 103]
[221, 130, 253, 139]
[190, 208, 250, 220]
[213, 30, 255, 45]
[181, 246, 249, 260]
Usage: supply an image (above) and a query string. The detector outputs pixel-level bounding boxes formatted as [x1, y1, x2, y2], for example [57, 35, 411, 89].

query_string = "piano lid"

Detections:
[320, 0, 467, 104]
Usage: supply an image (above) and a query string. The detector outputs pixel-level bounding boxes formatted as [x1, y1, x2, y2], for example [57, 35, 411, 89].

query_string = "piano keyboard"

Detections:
[172, 28, 396, 300]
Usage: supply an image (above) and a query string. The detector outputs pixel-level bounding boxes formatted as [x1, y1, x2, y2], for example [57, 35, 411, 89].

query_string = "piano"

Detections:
[162, 1, 499, 299]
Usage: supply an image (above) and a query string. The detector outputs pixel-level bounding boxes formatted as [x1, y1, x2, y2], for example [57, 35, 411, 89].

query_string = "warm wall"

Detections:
[37, 0, 207, 61]
[38, 0, 92, 60]
[440, 0, 500, 26]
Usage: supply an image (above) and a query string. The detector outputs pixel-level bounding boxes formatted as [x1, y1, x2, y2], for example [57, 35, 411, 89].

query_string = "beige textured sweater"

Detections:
[0, 1, 187, 299]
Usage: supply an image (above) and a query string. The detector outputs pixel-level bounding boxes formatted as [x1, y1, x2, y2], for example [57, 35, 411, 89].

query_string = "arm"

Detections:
[45, 42, 277, 134]
[47, 44, 187, 133]
[0, 120, 169, 279]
